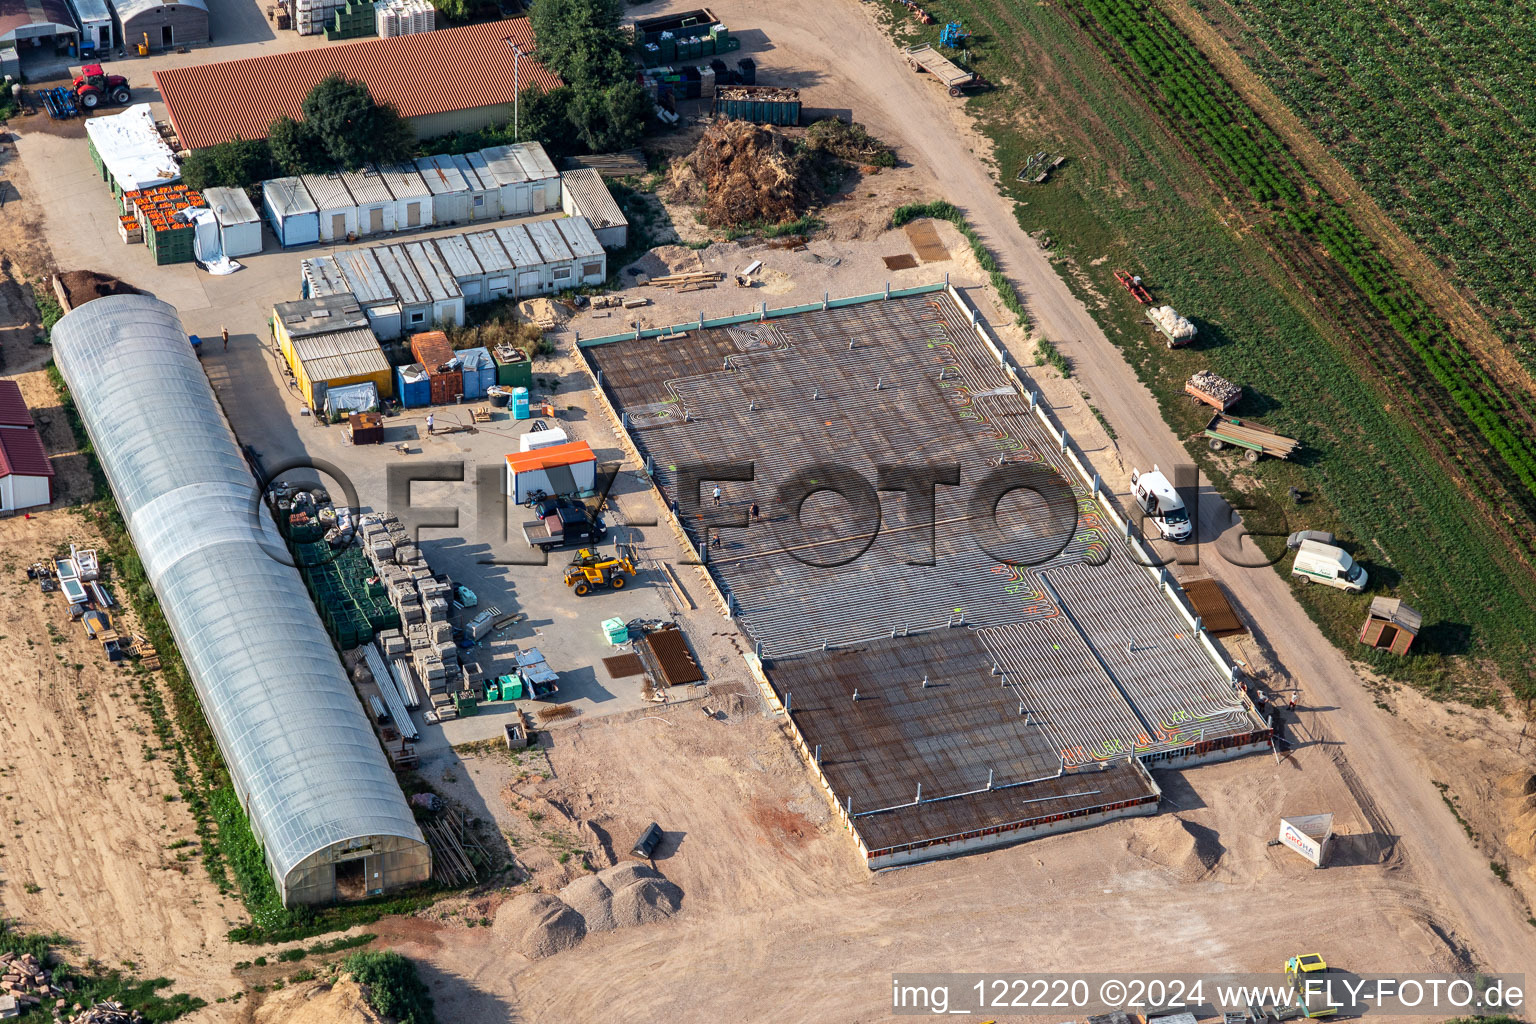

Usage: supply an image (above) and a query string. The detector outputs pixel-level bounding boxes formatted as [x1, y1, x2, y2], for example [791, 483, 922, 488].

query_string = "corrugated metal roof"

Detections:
[401, 240, 463, 302]
[1369, 596, 1423, 634]
[378, 163, 430, 201]
[275, 293, 369, 337]
[156, 19, 560, 152]
[525, 219, 573, 263]
[50, 295, 426, 901]
[466, 229, 514, 274]
[560, 167, 626, 231]
[70, 0, 112, 23]
[463, 151, 496, 192]
[302, 256, 349, 298]
[432, 235, 484, 281]
[0, 0, 77, 38]
[0, 426, 52, 478]
[335, 248, 396, 305]
[493, 223, 543, 267]
[202, 185, 261, 227]
[301, 172, 356, 214]
[414, 153, 468, 196]
[508, 140, 558, 181]
[293, 327, 390, 384]
[555, 214, 605, 260]
[450, 152, 492, 193]
[477, 145, 531, 187]
[340, 166, 393, 207]
[264, 176, 317, 218]
[0, 379, 35, 428]
[115, 0, 205, 22]
[373, 245, 428, 307]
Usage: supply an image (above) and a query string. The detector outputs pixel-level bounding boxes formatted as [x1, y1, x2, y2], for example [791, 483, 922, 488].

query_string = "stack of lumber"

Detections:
[644, 270, 724, 290]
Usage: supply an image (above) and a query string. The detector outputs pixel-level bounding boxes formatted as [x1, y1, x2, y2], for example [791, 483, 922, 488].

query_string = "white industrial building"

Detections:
[341, 166, 398, 237]
[263, 142, 571, 247]
[263, 176, 320, 247]
[301, 219, 607, 330]
[415, 153, 473, 225]
[559, 167, 629, 249]
[201, 186, 264, 257]
[378, 163, 433, 232]
[479, 142, 561, 216]
[305, 172, 361, 243]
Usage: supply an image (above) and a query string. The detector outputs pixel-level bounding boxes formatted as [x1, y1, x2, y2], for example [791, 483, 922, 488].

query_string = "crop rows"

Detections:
[1216, 0, 1536, 368]
[1059, 0, 1536, 515]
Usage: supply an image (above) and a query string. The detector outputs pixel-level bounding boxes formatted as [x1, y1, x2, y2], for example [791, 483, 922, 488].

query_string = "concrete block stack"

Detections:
[359, 512, 464, 710]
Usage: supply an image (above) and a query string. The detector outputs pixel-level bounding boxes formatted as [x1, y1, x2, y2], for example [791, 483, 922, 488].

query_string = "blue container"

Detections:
[512, 387, 531, 420]
[456, 347, 496, 400]
[396, 364, 431, 408]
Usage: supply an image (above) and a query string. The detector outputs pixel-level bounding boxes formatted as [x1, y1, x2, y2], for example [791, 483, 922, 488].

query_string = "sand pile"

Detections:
[1126, 815, 1224, 882]
[560, 874, 618, 933]
[497, 892, 588, 960]
[254, 977, 386, 1024]
[667, 121, 817, 228]
[502, 864, 685, 951]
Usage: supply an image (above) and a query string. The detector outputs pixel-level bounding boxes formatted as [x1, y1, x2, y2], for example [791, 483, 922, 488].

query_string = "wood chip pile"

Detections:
[667, 121, 818, 228]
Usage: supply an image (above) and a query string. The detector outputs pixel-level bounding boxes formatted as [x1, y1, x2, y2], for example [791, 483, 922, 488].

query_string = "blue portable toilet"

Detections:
[512, 387, 531, 419]
[396, 363, 431, 408]
[457, 347, 496, 400]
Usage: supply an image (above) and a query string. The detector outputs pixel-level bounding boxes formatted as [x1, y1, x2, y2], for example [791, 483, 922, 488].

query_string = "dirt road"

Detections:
[645, 0, 1535, 977]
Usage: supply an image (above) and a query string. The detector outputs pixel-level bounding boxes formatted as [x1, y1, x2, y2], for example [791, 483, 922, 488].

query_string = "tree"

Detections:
[529, 0, 628, 87]
[266, 115, 323, 176]
[180, 136, 274, 190]
[427, 0, 468, 21]
[568, 80, 651, 153]
[299, 74, 415, 171]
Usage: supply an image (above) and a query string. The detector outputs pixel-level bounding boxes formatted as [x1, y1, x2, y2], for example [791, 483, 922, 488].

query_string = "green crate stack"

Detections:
[325, 0, 375, 40]
[147, 223, 195, 265]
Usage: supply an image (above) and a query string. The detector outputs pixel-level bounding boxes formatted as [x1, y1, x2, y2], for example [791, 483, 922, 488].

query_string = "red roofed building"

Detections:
[0, 382, 53, 511]
[155, 19, 562, 153]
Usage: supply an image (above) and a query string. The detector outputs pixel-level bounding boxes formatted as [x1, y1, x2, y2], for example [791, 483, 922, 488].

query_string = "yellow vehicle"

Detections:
[563, 547, 637, 597]
[1286, 954, 1336, 1018]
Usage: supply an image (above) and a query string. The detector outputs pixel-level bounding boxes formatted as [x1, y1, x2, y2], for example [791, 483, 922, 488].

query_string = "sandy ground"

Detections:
[348, 698, 1474, 1024]
[0, 510, 244, 1015]
[0, 0, 1531, 1016]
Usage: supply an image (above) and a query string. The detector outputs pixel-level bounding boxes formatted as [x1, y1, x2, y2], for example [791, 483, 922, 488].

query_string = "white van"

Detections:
[1130, 466, 1192, 542]
[1292, 540, 1368, 592]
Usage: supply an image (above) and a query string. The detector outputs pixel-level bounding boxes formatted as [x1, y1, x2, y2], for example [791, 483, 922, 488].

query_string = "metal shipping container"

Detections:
[712, 85, 801, 126]
[456, 346, 496, 400]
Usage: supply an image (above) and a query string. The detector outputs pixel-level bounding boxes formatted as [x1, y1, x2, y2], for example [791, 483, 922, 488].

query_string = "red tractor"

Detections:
[72, 64, 132, 110]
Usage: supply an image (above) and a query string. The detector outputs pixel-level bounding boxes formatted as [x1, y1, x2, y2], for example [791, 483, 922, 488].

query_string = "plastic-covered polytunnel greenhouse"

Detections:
[52, 294, 430, 906]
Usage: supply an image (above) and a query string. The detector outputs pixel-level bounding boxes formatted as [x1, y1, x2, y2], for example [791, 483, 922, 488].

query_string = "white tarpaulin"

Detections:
[182, 207, 241, 275]
[1279, 813, 1333, 867]
[83, 104, 180, 191]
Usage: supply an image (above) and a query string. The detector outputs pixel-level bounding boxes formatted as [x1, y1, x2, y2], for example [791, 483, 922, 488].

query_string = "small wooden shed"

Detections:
[1359, 597, 1421, 655]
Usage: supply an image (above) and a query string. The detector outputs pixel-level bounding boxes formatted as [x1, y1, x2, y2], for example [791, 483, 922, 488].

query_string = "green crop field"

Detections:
[1190, 0, 1536, 372]
[870, 0, 1536, 699]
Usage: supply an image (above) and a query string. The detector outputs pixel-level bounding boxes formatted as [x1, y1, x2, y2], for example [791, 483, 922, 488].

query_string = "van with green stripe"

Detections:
[1291, 539, 1367, 592]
